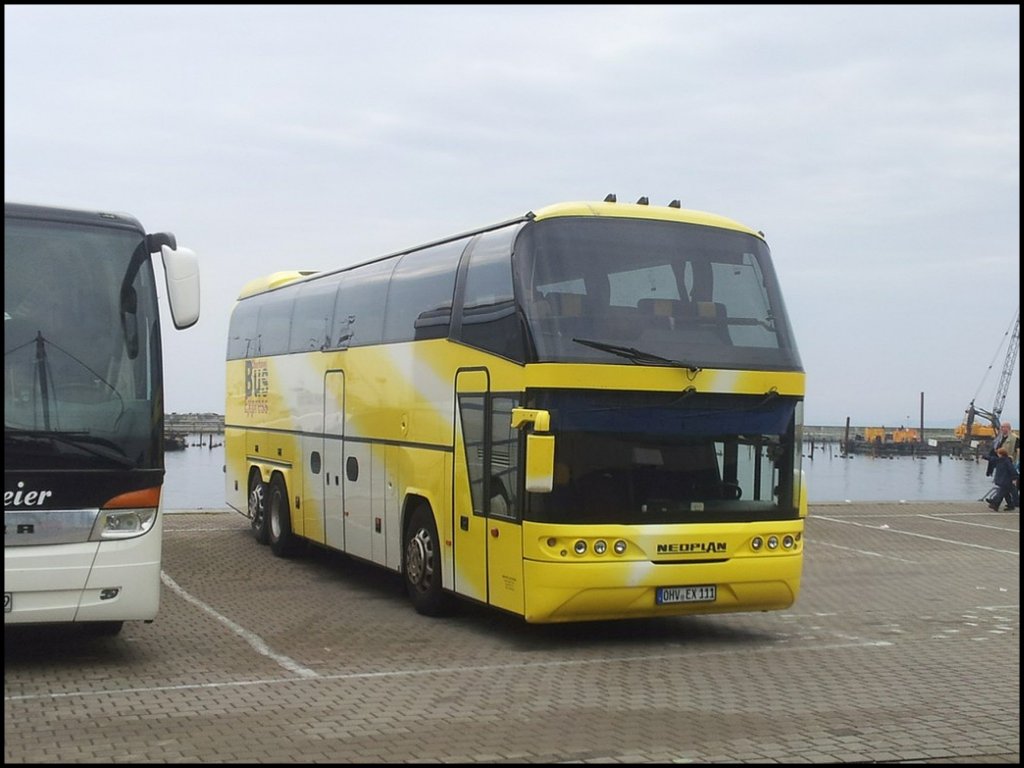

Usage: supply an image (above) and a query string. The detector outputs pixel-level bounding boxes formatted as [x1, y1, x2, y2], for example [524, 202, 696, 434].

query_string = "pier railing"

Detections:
[803, 425, 990, 460]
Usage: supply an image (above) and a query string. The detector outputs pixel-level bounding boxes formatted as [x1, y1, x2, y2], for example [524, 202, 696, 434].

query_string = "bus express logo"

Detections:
[657, 541, 727, 554]
[244, 359, 269, 416]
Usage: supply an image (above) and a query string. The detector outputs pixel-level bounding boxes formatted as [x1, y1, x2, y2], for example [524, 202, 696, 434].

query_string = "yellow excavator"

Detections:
[956, 308, 1019, 443]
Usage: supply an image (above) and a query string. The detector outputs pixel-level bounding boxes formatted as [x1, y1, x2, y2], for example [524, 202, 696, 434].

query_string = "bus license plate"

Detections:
[656, 585, 716, 605]
[4, 593, 11, 613]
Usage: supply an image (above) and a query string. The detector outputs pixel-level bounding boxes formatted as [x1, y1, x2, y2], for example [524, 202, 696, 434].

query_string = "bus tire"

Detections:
[403, 505, 449, 616]
[267, 476, 298, 557]
[248, 473, 269, 545]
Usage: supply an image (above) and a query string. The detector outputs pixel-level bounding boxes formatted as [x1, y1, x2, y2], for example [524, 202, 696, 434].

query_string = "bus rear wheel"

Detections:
[267, 476, 298, 557]
[248, 473, 269, 545]
[403, 505, 449, 616]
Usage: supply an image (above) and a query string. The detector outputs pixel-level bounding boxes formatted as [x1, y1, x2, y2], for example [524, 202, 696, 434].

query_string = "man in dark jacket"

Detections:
[988, 447, 1019, 512]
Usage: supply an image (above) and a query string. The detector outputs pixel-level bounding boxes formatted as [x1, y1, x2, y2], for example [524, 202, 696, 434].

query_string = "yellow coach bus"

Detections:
[224, 196, 806, 623]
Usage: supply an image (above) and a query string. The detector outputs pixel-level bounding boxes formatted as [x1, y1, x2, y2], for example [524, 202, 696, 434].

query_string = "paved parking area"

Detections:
[4, 502, 1019, 763]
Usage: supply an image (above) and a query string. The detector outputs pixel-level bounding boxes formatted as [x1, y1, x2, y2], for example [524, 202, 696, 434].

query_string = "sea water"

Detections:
[163, 434, 999, 510]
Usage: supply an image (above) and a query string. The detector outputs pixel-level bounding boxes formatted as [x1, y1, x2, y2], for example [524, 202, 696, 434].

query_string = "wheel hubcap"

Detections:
[406, 529, 433, 590]
[249, 483, 265, 527]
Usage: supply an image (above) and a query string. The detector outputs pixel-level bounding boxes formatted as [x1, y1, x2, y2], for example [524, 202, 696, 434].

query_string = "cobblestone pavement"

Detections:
[5, 502, 1019, 763]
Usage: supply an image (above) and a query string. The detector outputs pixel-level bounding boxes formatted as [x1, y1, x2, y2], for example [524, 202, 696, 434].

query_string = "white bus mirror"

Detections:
[161, 245, 200, 329]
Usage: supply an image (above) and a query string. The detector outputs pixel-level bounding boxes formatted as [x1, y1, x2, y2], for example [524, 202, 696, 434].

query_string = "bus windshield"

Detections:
[515, 216, 802, 372]
[525, 389, 801, 525]
[4, 217, 163, 470]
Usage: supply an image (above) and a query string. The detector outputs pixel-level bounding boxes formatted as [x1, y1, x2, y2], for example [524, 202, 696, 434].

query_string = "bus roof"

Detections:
[530, 199, 762, 237]
[234, 198, 764, 299]
[5, 201, 146, 233]
[236, 270, 319, 299]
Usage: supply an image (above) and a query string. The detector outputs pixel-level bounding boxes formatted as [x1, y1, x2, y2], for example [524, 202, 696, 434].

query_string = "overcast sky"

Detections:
[5, 4, 1019, 428]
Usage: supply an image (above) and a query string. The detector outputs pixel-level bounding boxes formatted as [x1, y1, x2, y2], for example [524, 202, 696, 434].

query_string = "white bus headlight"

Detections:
[92, 508, 157, 540]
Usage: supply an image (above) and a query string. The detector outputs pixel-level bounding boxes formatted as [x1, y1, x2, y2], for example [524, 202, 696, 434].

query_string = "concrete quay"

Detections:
[165, 411, 224, 434]
[5, 501, 1019, 764]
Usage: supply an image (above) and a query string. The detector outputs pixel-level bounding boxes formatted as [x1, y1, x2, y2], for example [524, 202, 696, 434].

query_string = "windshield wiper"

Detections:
[572, 337, 702, 374]
[5, 427, 134, 468]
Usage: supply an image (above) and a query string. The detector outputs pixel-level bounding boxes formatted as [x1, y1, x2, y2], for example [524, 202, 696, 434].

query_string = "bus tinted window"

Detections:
[516, 217, 801, 371]
[332, 260, 393, 347]
[458, 226, 525, 361]
[255, 290, 295, 356]
[5, 217, 164, 461]
[288, 278, 337, 353]
[384, 241, 463, 343]
[227, 299, 260, 360]
[709, 255, 778, 348]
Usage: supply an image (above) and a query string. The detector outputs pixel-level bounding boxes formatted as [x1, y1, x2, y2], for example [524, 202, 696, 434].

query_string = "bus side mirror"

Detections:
[161, 245, 201, 329]
[512, 407, 554, 493]
[525, 433, 555, 493]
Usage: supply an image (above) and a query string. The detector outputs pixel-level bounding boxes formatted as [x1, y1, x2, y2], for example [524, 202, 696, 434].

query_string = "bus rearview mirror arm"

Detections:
[511, 408, 554, 493]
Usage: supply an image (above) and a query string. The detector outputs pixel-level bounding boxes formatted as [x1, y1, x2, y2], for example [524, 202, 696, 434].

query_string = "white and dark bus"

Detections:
[5, 202, 199, 635]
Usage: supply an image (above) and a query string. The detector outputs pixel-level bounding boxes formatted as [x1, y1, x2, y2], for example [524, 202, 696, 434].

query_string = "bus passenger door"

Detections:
[323, 370, 345, 551]
[454, 370, 488, 603]
[485, 395, 524, 616]
[453, 371, 524, 614]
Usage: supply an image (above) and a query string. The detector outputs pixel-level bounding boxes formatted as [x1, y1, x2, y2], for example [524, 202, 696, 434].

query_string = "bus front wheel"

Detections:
[248, 473, 269, 545]
[403, 505, 449, 616]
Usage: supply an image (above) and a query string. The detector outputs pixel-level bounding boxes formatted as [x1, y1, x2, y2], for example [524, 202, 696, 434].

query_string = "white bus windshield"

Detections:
[5, 217, 163, 470]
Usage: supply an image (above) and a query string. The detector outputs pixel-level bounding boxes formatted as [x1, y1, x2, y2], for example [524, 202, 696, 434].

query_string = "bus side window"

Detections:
[288, 279, 337, 353]
[254, 290, 294, 356]
[333, 261, 392, 347]
[383, 241, 462, 343]
[227, 300, 260, 359]
[458, 227, 525, 361]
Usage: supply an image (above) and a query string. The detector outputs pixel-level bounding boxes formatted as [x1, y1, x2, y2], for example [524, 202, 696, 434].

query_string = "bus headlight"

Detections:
[573, 540, 588, 555]
[593, 540, 607, 555]
[92, 508, 157, 540]
[783, 535, 795, 549]
[751, 537, 764, 551]
[613, 540, 627, 555]
[767, 535, 779, 550]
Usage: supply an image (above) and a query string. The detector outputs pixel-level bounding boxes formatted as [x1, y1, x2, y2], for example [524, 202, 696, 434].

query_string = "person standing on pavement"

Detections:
[986, 422, 1020, 507]
[986, 422, 1019, 471]
[987, 447, 1019, 511]
[996, 421, 1019, 460]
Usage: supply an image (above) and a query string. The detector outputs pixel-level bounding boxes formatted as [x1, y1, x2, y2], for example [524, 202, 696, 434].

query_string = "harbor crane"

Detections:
[956, 307, 1020, 444]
